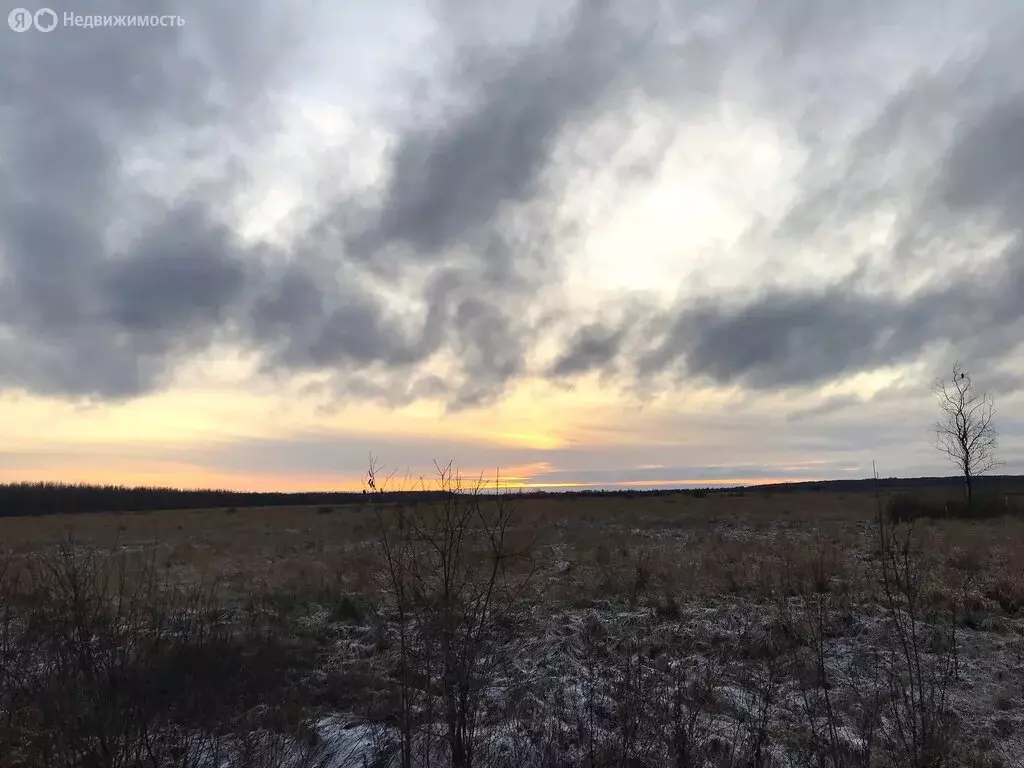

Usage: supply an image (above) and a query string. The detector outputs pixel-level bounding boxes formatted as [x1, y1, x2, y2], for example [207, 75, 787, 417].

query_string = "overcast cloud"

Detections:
[1, 0, 1023, 487]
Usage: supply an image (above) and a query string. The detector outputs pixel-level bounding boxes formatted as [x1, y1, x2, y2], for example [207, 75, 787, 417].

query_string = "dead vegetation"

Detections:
[0, 476, 1023, 766]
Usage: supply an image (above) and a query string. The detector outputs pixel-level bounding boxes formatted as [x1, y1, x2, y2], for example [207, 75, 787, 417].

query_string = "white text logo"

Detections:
[8, 8, 185, 31]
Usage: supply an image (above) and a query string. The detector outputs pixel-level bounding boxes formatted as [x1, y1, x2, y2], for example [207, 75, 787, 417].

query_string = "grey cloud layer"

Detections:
[0, 0, 293, 397]
[554, 11, 1024, 391]
[2, 0, 1023, 407]
[1, 0, 651, 406]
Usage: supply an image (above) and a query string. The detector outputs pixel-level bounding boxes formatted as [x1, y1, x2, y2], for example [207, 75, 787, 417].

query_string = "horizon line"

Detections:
[0, 473, 1013, 496]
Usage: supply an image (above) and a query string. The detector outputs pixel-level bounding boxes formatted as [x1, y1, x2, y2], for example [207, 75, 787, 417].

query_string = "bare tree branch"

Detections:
[932, 361, 1002, 510]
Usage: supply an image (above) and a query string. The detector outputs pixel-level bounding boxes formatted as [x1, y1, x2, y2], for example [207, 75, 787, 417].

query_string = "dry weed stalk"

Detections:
[370, 460, 538, 768]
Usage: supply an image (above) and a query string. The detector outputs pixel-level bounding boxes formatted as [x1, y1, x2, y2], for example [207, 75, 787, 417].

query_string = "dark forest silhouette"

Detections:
[0, 475, 1022, 518]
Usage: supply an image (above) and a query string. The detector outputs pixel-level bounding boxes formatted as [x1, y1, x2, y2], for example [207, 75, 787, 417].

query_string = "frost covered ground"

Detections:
[272, 518, 1024, 767]
[2, 489, 1024, 766]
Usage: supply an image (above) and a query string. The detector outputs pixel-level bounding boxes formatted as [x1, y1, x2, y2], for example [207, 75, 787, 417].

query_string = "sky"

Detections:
[1, 0, 1023, 492]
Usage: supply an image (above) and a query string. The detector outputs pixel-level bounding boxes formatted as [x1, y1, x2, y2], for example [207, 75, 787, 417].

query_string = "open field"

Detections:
[2, 486, 1024, 767]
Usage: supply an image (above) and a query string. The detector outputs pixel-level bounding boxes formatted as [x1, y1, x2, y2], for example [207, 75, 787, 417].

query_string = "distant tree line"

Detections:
[0, 482, 452, 518]
[1, 475, 1021, 518]
[0, 482, 718, 517]
[737, 475, 1024, 494]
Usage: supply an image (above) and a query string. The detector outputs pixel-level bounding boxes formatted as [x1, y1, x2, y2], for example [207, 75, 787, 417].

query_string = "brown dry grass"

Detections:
[4, 487, 1024, 765]
[2, 489, 1022, 616]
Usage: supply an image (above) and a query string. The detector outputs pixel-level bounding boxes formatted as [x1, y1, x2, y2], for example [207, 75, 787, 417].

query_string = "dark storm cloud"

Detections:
[940, 96, 1024, 225]
[639, 287, 895, 388]
[3, 0, 1024, 408]
[550, 323, 627, 377]
[248, 265, 428, 370]
[555, 243, 1022, 393]
[0, 0, 295, 398]
[344, 0, 659, 269]
[243, 261, 537, 408]
[625, 250, 1022, 391]
[239, 0, 677, 408]
[0, 0, 675, 406]
[99, 208, 249, 336]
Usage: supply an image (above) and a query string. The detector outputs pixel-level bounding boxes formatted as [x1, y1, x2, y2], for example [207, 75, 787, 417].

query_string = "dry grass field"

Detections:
[2, 485, 1024, 767]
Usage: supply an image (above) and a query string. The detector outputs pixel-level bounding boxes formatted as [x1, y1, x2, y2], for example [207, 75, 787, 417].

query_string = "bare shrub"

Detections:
[779, 591, 882, 768]
[777, 534, 850, 597]
[655, 635, 733, 767]
[0, 540, 330, 767]
[888, 493, 1009, 523]
[872, 500, 961, 767]
[371, 460, 538, 768]
[773, 481, 966, 768]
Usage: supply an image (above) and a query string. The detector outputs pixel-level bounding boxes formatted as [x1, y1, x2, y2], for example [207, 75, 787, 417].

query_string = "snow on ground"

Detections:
[278, 513, 1024, 766]
[27, 514, 1024, 766]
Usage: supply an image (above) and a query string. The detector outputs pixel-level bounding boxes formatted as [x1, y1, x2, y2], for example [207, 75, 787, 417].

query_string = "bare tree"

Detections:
[933, 361, 1001, 510]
